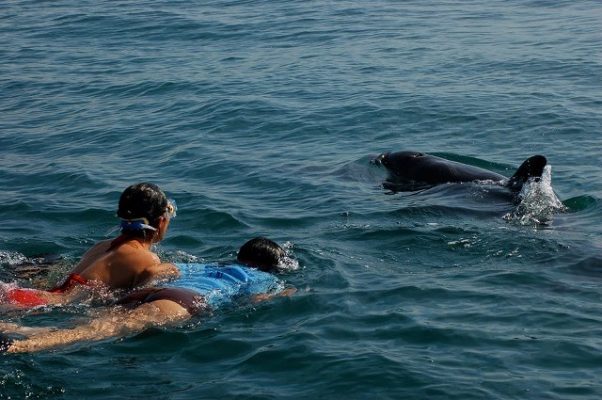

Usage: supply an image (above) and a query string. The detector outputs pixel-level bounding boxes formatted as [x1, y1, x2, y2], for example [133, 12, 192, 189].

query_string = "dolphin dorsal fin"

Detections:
[507, 155, 547, 191]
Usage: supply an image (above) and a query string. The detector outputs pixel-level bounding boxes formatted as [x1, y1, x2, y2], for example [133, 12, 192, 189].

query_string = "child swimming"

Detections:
[0, 237, 295, 353]
[174, 237, 296, 307]
[2, 182, 179, 307]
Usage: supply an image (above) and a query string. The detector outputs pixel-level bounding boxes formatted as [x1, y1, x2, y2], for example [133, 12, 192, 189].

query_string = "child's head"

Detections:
[237, 237, 285, 272]
[117, 183, 172, 237]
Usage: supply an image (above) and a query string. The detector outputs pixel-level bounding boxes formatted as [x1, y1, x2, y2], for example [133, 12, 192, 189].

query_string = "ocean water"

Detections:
[1, 0, 601, 398]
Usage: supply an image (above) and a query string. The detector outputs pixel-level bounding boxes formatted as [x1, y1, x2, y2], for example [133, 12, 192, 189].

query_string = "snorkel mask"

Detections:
[120, 218, 157, 232]
[118, 198, 177, 233]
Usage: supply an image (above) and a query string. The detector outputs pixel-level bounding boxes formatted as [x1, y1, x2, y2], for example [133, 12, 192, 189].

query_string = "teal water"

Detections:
[1, 0, 601, 398]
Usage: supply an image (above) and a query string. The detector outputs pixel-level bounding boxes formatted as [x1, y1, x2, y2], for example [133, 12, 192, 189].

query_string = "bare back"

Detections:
[69, 237, 179, 290]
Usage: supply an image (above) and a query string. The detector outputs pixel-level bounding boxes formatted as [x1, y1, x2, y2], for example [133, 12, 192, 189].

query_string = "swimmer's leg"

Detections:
[0, 322, 55, 335]
[4, 300, 191, 354]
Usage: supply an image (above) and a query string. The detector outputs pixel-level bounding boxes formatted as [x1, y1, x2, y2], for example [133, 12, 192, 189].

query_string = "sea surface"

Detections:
[1, 0, 601, 398]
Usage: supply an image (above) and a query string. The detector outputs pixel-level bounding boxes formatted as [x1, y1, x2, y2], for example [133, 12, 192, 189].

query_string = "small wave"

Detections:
[503, 165, 566, 225]
[562, 195, 599, 212]
[561, 256, 602, 278]
[163, 250, 201, 264]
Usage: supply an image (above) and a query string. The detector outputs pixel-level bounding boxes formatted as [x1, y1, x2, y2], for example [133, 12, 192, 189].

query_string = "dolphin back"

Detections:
[374, 151, 505, 186]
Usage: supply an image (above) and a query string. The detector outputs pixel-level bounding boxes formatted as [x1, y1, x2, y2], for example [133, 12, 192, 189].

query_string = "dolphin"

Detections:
[372, 151, 547, 193]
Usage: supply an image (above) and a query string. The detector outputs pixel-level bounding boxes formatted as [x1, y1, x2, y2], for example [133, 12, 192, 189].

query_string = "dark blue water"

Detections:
[1, 1, 601, 398]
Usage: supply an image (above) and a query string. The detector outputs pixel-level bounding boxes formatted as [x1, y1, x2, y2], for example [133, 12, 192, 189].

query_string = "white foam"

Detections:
[504, 165, 566, 225]
[278, 241, 300, 271]
[0, 251, 28, 266]
[0, 280, 19, 303]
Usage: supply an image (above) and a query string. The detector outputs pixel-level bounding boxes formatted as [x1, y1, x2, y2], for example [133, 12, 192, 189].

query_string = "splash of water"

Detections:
[278, 241, 300, 271]
[503, 165, 566, 225]
[0, 280, 20, 298]
[0, 251, 28, 266]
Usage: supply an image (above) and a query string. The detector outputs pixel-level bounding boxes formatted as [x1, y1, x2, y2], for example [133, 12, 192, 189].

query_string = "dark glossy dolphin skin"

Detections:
[372, 151, 547, 192]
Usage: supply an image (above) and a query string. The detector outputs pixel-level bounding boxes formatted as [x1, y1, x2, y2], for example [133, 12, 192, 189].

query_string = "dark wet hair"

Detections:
[237, 237, 285, 272]
[117, 182, 168, 235]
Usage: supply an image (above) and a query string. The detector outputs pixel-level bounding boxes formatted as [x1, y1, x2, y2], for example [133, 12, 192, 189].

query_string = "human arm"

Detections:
[250, 287, 296, 303]
[133, 262, 180, 287]
[230, 267, 296, 303]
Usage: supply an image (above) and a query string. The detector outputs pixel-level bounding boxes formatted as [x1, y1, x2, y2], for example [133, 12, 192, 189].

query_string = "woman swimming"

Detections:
[3, 182, 179, 307]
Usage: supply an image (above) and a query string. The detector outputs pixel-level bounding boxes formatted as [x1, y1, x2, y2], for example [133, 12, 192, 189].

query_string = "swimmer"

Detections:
[0, 238, 295, 353]
[175, 237, 297, 306]
[62, 182, 179, 289]
[0, 287, 205, 353]
[2, 183, 179, 307]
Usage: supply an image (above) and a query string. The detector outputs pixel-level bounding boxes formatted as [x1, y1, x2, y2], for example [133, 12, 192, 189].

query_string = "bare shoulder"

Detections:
[71, 239, 114, 274]
[115, 248, 160, 271]
[84, 239, 114, 256]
